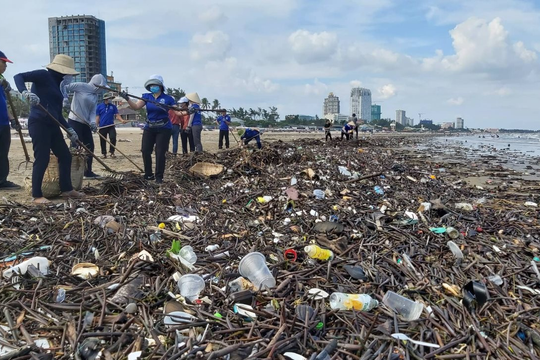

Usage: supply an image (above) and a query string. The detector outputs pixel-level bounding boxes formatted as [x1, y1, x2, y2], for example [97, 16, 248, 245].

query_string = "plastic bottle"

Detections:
[329, 293, 379, 311]
[304, 245, 334, 261]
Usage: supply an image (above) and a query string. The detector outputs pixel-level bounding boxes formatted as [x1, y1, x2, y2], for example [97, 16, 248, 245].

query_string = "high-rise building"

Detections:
[49, 15, 107, 83]
[371, 104, 381, 121]
[323, 92, 340, 116]
[456, 117, 464, 129]
[396, 110, 406, 125]
[350, 88, 371, 122]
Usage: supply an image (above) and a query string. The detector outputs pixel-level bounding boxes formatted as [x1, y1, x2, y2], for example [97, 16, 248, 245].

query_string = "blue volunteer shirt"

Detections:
[190, 104, 202, 126]
[217, 114, 231, 131]
[96, 103, 118, 127]
[0, 85, 8, 126]
[343, 124, 353, 132]
[241, 128, 259, 140]
[142, 92, 174, 130]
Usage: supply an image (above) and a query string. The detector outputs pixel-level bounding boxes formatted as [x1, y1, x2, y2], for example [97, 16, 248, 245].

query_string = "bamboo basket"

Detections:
[189, 162, 224, 177]
[25, 153, 85, 198]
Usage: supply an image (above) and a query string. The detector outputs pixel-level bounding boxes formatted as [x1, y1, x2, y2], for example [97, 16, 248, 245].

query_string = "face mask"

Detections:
[150, 85, 161, 94]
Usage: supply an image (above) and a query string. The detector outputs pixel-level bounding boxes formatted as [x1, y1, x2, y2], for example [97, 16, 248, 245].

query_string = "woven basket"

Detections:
[25, 153, 86, 198]
[189, 162, 224, 177]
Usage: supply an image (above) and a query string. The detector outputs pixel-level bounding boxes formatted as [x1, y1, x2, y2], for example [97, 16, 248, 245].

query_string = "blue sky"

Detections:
[2, 0, 540, 129]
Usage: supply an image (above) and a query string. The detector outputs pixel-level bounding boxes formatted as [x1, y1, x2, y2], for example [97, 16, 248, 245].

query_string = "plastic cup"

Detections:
[382, 291, 423, 321]
[178, 246, 197, 264]
[238, 252, 276, 290]
[177, 274, 205, 301]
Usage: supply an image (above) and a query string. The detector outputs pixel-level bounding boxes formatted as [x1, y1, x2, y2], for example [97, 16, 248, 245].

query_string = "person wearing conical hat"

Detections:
[341, 121, 354, 141]
[13, 54, 85, 204]
[185, 92, 203, 153]
[120, 74, 175, 184]
[238, 127, 262, 149]
[96, 92, 127, 159]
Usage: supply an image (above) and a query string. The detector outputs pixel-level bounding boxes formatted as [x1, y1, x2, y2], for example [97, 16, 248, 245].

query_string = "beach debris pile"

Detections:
[0, 137, 539, 359]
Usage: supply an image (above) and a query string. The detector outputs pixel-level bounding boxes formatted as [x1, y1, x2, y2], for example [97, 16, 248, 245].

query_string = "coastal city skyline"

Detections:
[2, 0, 540, 129]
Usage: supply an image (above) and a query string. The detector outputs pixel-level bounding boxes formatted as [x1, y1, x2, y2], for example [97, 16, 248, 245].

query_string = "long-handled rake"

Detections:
[4, 90, 32, 169]
[36, 104, 124, 179]
[69, 110, 144, 173]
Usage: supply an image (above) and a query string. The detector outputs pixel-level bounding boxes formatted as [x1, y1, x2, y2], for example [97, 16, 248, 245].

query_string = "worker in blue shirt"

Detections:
[0, 50, 21, 190]
[185, 92, 203, 153]
[341, 121, 354, 141]
[13, 54, 84, 204]
[238, 128, 262, 149]
[95, 92, 127, 159]
[216, 109, 231, 149]
[120, 74, 174, 184]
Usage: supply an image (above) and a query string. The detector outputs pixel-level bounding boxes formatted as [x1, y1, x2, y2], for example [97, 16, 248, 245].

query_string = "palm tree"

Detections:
[212, 99, 220, 110]
[257, 107, 263, 120]
[201, 98, 209, 109]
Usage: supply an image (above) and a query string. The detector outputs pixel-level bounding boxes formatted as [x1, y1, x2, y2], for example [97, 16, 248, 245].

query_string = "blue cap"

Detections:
[0, 51, 12, 63]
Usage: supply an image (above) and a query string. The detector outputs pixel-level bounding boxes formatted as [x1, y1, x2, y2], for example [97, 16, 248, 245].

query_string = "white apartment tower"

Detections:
[456, 117, 464, 129]
[350, 88, 372, 122]
[323, 92, 340, 116]
[396, 110, 406, 125]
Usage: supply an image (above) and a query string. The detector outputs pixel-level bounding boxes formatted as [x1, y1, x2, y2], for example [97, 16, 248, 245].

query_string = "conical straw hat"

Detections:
[186, 92, 201, 104]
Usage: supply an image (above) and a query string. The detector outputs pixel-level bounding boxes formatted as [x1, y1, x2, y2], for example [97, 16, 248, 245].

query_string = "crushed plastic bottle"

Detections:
[304, 245, 334, 261]
[329, 293, 379, 311]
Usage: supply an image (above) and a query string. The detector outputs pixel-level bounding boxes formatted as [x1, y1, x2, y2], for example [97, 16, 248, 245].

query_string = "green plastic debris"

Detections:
[214, 312, 223, 319]
[429, 227, 447, 234]
[316, 322, 324, 330]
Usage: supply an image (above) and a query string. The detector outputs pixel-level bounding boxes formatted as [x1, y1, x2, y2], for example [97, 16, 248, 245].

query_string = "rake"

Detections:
[36, 104, 124, 179]
[69, 110, 144, 173]
[4, 90, 32, 170]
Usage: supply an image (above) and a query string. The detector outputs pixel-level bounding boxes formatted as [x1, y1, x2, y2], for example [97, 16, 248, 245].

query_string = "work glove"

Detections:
[119, 91, 129, 101]
[188, 106, 197, 114]
[10, 119, 21, 132]
[1, 79, 11, 92]
[66, 127, 79, 144]
[62, 98, 71, 110]
[90, 122, 97, 133]
[22, 90, 40, 106]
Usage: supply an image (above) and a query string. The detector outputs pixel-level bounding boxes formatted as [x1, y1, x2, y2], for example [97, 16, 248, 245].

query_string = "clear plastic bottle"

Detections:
[329, 292, 379, 311]
[304, 245, 334, 261]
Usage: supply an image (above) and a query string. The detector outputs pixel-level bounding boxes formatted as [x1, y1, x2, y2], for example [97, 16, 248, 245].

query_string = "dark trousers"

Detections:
[180, 129, 195, 154]
[171, 124, 180, 154]
[341, 131, 350, 140]
[325, 130, 332, 141]
[142, 127, 172, 180]
[354, 125, 358, 139]
[218, 130, 230, 149]
[243, 134, 262, 149]
[28, 120, 73, 198]
[0, 125, 11, 184]
[69, 120, 94, 175]
[99, 126, 117, 155]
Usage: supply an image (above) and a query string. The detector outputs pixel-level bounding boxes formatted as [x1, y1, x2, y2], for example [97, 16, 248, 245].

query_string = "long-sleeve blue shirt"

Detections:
[13, 69, 70, 128]
[0, 78, 9, 126]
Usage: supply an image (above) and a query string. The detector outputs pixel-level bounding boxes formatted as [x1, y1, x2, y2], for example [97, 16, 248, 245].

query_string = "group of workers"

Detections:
[324, 113, 362, 142]
[0, 51, 263, 204]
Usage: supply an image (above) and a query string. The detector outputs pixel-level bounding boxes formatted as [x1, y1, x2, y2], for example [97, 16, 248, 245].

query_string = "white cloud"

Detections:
[350, 80, 362, 87]
[377, 84, 397, 99]
[190, 31, 231, 61]
[447, 97, 464, 105]
[288, 30, 338, 63]
[422, 17, 538, 75]
[199, 6, 227, 24]
[304, 79, 328, 95]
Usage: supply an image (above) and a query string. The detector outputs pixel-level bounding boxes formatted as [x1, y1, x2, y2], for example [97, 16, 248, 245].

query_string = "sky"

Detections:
[2, 0, 540, 129]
